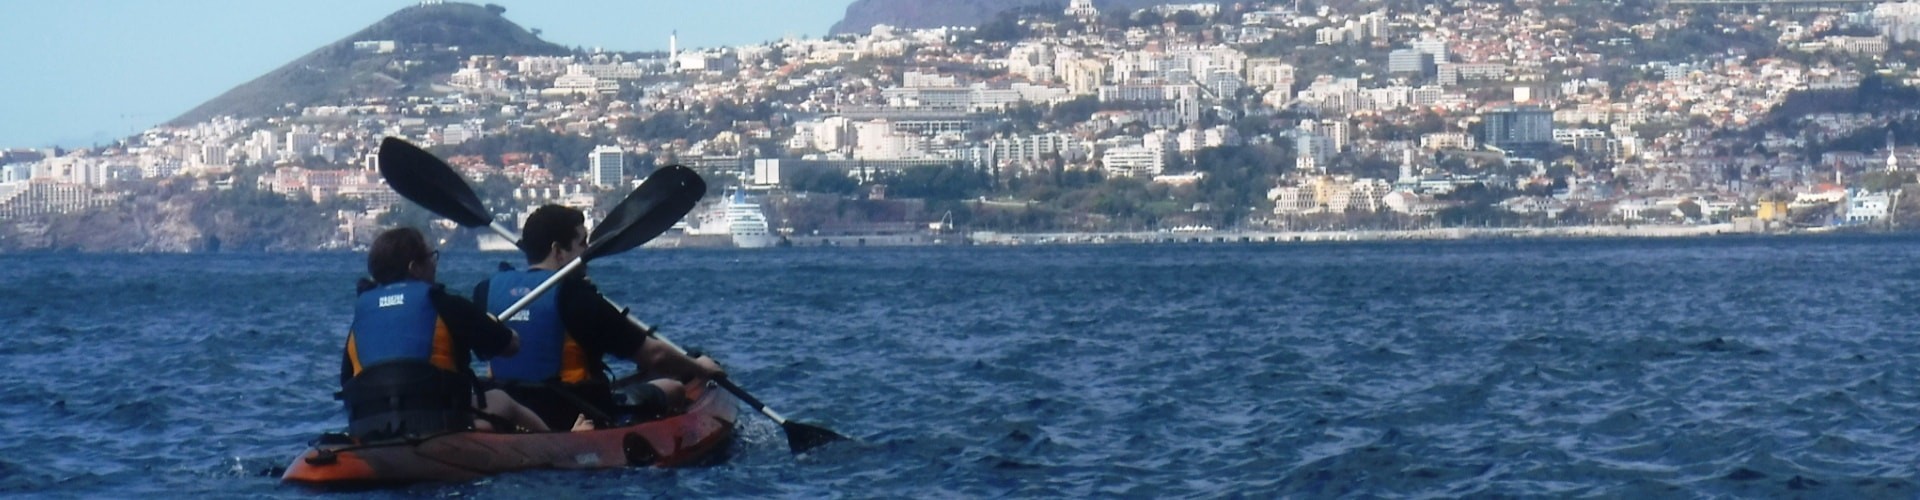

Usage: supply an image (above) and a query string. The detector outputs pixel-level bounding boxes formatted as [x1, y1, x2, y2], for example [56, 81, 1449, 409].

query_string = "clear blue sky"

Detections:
[0, 0, 846, 149]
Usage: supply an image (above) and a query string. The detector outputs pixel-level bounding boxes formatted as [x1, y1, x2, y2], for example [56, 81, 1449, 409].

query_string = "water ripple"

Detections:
[8, 237, 1920, 496]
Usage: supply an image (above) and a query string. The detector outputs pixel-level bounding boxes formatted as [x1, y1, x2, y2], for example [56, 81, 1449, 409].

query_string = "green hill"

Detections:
[168, 2, 568, 126]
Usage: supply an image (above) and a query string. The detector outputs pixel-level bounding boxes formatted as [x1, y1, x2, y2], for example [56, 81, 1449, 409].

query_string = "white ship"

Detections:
[722, 190, 779, 249]
[683, 189, 779, 248]
[476, 233, 519, 252]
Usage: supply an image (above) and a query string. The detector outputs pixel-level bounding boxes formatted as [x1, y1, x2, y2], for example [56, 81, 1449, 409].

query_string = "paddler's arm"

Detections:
[639, 337, 725, 382]
[429, 284, 520, 358]
[471, 278, 491, 310]
[339, 341, 355, 389]
[558, 275, 724, 381]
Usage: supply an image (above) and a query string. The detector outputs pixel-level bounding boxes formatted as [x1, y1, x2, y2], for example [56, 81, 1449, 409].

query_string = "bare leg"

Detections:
[475, 389, 551, 432]
[650, 379, 687, 414]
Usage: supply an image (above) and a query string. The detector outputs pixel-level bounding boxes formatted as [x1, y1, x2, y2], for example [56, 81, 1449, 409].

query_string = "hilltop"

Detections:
[169, 2, 568, 126]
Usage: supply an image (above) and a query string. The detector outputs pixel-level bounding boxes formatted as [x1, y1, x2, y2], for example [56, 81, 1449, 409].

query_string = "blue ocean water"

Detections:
[5, 236, 1920, 497]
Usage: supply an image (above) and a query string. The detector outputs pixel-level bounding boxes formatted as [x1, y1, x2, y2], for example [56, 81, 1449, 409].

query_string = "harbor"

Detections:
[967, 223, 1747, 245]
[637, 222, 1800, 249]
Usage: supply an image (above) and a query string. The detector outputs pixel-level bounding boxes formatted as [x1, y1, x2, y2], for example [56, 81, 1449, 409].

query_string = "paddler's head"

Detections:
[521, 204, 587, 268]
[368, 227, 438, 285]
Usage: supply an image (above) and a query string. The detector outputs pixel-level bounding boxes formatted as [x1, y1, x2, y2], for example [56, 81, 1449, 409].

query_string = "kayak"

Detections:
[282, 382, 738, 487]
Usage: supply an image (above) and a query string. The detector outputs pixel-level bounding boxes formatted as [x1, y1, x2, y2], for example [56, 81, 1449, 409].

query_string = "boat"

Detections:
[722, 190, 779, 249]
[281, 382, 738, 487]
[683, 189, 778, 248]
[476, 233, 518, 252]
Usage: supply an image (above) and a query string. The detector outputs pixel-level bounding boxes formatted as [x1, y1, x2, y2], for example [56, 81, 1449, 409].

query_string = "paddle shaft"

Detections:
[480, 224, 798, 426]
[605, 302, 794, 426]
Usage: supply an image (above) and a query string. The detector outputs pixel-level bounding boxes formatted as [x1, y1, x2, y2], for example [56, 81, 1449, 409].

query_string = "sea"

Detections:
[5, 235, 1920, 498]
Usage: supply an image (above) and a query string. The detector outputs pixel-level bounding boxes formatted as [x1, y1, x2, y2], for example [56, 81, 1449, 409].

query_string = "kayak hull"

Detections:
[282, 383, 738, 487]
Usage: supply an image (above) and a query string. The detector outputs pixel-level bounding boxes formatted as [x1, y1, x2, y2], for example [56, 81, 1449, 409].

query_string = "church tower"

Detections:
[1888, 132, 1900, 173]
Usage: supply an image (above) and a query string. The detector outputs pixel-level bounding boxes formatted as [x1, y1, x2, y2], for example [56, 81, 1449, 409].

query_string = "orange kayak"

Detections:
[282, 383, 738, 487]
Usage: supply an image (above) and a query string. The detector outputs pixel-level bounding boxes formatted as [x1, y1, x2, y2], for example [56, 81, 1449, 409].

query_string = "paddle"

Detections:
[378, 137, 701, 320]
[377, 137, 849, 454]
[608, 305, 851, 454]
[486, 164, 704, 323]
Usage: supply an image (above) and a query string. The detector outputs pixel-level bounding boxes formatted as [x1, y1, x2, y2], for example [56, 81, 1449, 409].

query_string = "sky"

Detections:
[0, 0, 848, 150]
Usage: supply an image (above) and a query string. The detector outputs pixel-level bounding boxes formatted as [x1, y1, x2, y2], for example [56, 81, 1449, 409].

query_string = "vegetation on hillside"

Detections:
[170, 2, 568, 126]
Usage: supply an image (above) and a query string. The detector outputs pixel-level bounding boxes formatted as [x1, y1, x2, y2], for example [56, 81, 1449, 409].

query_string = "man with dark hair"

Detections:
[474, 205, 724, 430]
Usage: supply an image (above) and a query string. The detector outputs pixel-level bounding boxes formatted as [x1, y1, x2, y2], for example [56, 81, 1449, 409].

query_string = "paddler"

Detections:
[340, 227, 550, 436]
[474, 204, 725, 430]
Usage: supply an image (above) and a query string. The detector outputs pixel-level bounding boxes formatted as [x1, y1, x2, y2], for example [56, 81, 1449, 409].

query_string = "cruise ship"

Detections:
[720, 190, 780, 248]
[683, 189, 779, 248]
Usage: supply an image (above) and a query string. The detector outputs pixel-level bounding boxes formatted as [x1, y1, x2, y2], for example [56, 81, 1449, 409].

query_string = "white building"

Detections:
[1245, 58, 1296, 90]
[752, 159, 783, 186]
[449, 67, 508, 91]
[1847, 190, 1893, 224]
[1007, 42, 1057, 82]
[1411, 38, 1449, 63]
[589, 145, 624, 188]
[1876, 1, 1920, 42]
[854, 120, 923, 160]
[1270, 185, 1318, 214]
[1420, 132, 1477, 151]
[1066, 0, 1099, 19]
[983, 133, 1085, 172]
[285, 129, 319, 159]
[1102, 144, 1166, 178]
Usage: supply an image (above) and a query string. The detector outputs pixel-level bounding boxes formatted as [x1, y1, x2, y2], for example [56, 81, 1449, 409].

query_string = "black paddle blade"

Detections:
[784, 420, 850, 454]
[584, 165, 706, 260]
[377, 137, 492, 227]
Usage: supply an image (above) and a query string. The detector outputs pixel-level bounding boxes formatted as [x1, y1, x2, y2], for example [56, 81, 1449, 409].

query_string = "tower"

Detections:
[669, 31, 679, 71]
[1399, 148, 1415, 183]
[1888, 132, 1900, 172]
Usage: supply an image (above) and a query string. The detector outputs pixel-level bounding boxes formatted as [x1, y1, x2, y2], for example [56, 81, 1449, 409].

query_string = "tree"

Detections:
[974, 12, 1028, 43]
[1048, 96, 1099, 124]
[1861, 171, 1915, 193]
[1677, 199, 1703, 221]
[873, 164, 990, 201]
[787, 165, 860, 195]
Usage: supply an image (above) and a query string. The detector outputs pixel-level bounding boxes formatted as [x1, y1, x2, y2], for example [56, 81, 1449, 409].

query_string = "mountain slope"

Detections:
[169, 2, 568, 126]
[828, 0, 1179, 34]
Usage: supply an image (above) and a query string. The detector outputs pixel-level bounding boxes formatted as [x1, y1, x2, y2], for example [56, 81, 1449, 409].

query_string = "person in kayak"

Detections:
[340, 227, 551, 436]
[474, 204, 724, 430]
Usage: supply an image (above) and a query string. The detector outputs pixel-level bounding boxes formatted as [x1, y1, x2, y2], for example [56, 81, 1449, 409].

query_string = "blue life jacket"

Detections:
[486, 269, 590, 383]
[346, 280, 451, 373]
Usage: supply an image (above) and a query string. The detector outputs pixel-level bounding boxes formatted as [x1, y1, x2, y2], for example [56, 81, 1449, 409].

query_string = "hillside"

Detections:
[169, 2, 568, 126]
[829, 0, 1179, 34]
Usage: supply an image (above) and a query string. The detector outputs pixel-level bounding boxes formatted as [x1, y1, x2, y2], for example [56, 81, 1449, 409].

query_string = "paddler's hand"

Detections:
[692, 355, 725, 380]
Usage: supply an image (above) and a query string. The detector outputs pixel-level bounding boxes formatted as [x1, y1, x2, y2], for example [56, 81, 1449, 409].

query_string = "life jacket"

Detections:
[485, 269, 593, 384]
[339, 281, 471, 440]
[344, 281, 457, 374]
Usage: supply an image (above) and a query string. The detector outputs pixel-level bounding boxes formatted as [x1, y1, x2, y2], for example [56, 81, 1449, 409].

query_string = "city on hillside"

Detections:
[7, 0, 1920, 251]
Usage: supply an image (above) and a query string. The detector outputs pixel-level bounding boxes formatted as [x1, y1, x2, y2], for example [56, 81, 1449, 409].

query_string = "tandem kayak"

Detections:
[282, 382, 738, 487]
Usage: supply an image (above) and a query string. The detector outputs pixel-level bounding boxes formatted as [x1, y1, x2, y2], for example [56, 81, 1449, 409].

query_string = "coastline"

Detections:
[965, 223, 1797, 246]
